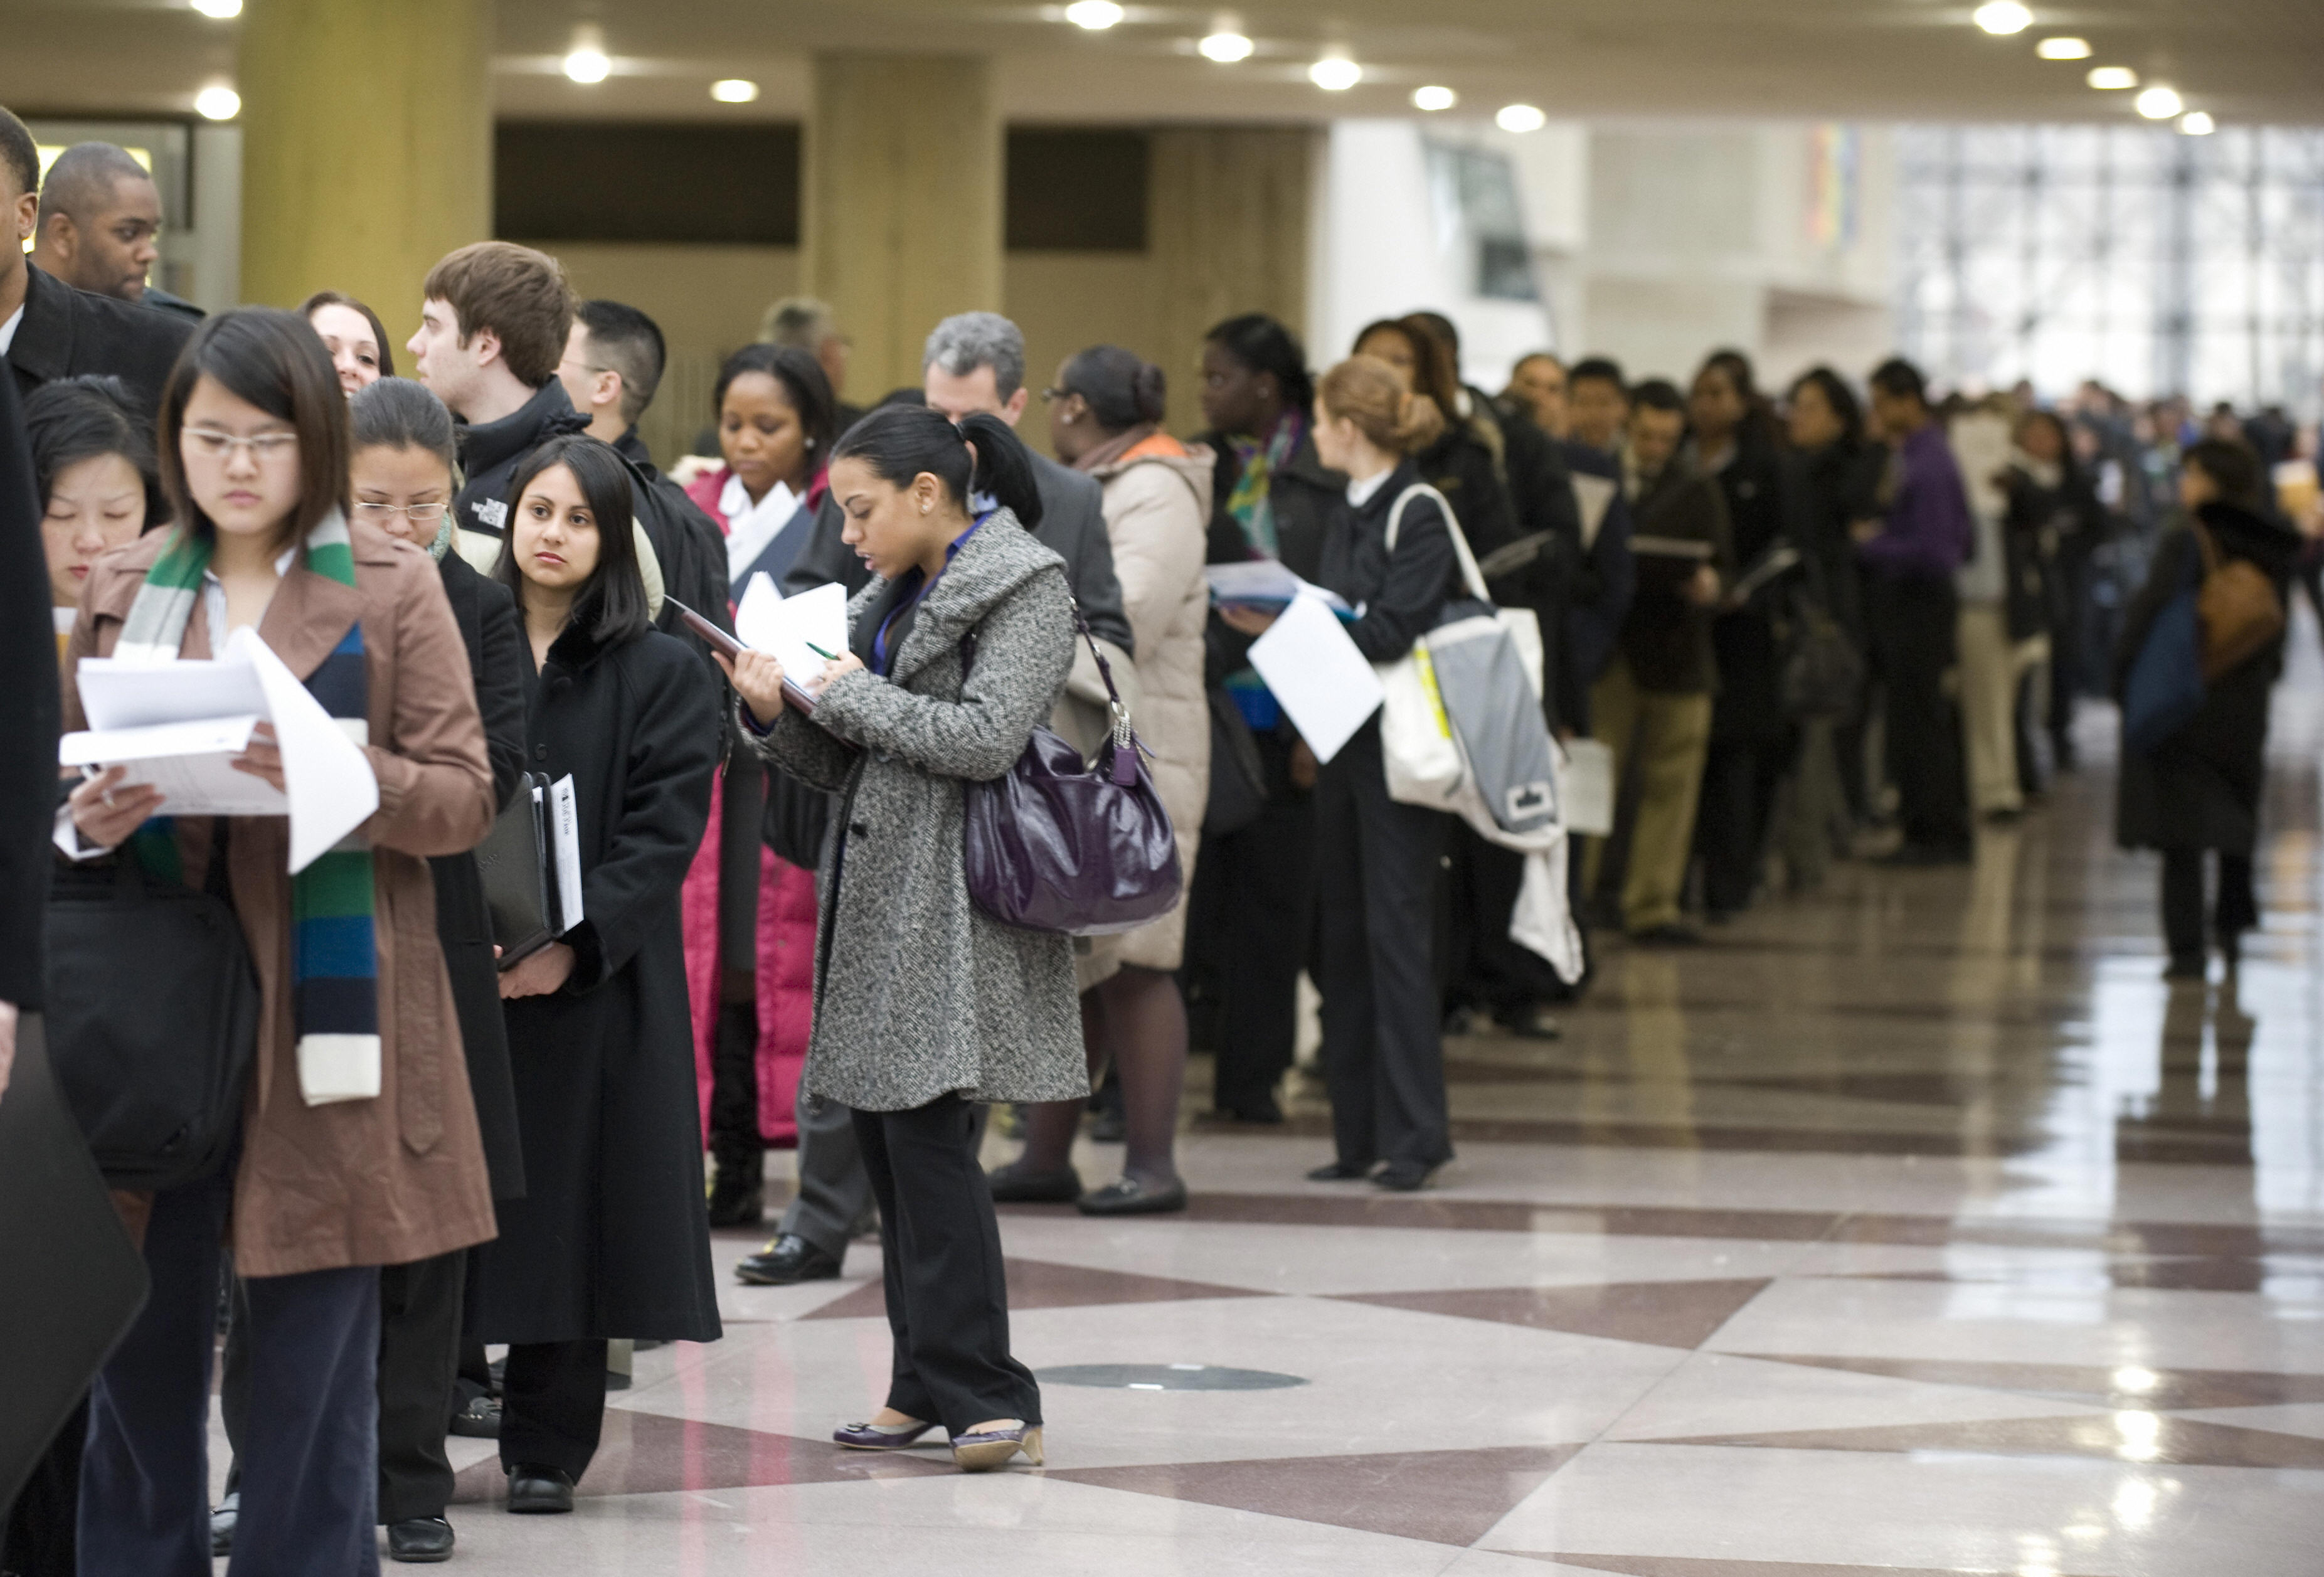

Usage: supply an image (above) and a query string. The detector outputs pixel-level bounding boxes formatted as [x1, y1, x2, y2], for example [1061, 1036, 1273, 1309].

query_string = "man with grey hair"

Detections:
[734, 307, 1135, 1288]
[29, 142, 202, 321]
[758, 295, 859, 430]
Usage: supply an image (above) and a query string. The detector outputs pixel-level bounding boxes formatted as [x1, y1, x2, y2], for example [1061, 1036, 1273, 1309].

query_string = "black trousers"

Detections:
[81, 1169, 380, 1577]
[852, 1095, 1039, 1431]
[1189, 730, 1317, 1114]
[1315, 721, 1453, 1171]
[1695, 730, 1796, 915]
[1865, 573, 1970, 852]
[499, 1340, 610, 1480]
[2162, 849, 2257, 961]
[1, 1398, 84, 1576]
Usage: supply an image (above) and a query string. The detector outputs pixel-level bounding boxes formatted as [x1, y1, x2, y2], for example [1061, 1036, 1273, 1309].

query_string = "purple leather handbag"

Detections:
[961, 608, 1183, 936]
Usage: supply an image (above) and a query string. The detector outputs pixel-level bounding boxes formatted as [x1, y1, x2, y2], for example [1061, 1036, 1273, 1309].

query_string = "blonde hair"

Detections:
[1317, 355, 1445, 455]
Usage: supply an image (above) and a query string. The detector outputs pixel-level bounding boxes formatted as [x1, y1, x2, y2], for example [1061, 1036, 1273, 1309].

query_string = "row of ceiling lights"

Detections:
[1970, 1, 2215, 134]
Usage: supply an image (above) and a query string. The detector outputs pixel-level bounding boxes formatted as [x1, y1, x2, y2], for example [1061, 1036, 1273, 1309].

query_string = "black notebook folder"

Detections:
[476, 771, 556, 969]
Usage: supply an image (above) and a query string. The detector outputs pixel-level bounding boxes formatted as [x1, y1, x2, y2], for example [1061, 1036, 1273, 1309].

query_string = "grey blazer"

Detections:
[751, 511, 1086, 1112]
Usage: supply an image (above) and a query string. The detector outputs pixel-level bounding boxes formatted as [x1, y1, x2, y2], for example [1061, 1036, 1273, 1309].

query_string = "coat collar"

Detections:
[847, 508, 1064, 689]
[459, 380, 588, 478]
[89, 514, 378, 679]
[7, 263, 76, 385]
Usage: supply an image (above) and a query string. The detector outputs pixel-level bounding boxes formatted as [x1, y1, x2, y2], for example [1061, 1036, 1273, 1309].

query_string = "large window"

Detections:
[1895, 125, 2324, 415]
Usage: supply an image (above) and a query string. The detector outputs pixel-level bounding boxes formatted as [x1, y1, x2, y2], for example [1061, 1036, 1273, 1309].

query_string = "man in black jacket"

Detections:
[1, 109, 193, 416]
[28, 141, 203, 324]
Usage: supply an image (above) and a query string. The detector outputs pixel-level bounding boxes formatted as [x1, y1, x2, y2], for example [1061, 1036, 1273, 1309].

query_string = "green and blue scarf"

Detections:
[118, 516, 378, 1080]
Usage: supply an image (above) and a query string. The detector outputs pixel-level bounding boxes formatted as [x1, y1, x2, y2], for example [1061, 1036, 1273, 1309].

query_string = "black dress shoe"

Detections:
[1374, 1160, 1435, 1192]
[1217, 1095, 1285, 1125]
[985, 1161, 1083, 1203]
[387, 1516, 455, 1563]
[705, 1179, 765, 1229]
[210, 1490, 238, 1557]
[505, 1465, 575, 1514]
[735, 1233, 842, 1285]
[448, 1389, 501, 1438]
[1306, 1160, 1371, 1182]
[1077, 1176, 1188, 1216]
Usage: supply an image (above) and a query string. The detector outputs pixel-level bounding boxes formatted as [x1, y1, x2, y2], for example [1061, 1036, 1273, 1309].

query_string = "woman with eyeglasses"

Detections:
[61, 307, 499, 1574]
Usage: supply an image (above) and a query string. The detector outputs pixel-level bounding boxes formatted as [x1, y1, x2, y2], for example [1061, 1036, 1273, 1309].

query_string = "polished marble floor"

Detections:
[247, 641, 2324, 1573]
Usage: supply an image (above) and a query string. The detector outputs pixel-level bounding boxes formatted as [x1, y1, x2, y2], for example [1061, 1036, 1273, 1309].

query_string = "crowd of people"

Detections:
[3, 99, 2320, 1573]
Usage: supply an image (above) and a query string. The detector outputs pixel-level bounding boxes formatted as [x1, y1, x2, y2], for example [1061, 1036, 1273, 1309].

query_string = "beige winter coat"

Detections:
[1076, 432, 1214, 979]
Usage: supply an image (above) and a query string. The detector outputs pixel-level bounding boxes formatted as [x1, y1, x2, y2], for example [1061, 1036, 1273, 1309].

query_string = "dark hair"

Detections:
[0, 106, 38, 201]
[2182, 437, 2266, 511]
[1569, 356, 1626, 395]
[1405, 309, 1460, 358]
[496, 434, 651, 647]
[158, 307, 351, 552]
[349, 377, 458, 482]
[1060, 344, 1166, 433]
[830, 405, 1044, 529]
[1511, 351, 1564, 378]
[1869, 357, 1929, 406]
[1352, 318, 1463, 419]
[1630, 378, 1687, 417]
[25, 375, 168, 529]
[300, 290, 396, 380]
[1788, 366, 1865, 450]
[35, 142, 151, 230]
[713, 342, 838, 459]
[420, 242, 573, 390]
[575, 299, 667, 425]
[1204, 313, 1315, 417]
[1695, 347, 1780, 445]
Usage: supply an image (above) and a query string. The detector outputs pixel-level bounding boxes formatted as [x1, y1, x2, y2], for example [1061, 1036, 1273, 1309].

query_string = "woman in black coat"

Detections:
[2002, 410, 2109, 772]
[467, 433, 723, 1512]
[1786, 368, 1884, 829]
[2114, 438, 2300, 979]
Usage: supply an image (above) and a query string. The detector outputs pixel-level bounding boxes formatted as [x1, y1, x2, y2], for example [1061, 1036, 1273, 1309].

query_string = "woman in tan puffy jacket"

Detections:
[988, 346, 1212, 1215]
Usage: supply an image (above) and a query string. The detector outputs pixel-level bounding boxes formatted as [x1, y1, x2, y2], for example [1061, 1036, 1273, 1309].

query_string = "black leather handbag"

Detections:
[43, 856, 259, 1190]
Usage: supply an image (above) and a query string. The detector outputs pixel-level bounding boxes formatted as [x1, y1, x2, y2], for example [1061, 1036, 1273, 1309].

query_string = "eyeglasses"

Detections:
[183, 427, 299, 463]
[353, 501, 448, 525]
[1039, 387, 1083, 405]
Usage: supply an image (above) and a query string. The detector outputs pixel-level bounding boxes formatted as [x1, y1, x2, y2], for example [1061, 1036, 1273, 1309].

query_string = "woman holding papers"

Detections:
[61, 307, 499, 1574]
[1226, 355, 1464, 1192]
[677, 343, 841, 1224]
[465, 432, 723, 1514]
[719, 404, 1081, 1473]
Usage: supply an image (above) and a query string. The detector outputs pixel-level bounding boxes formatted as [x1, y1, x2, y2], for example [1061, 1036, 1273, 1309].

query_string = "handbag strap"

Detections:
[1382, 483, 1493, 606]
[958, 594, 1141, 778]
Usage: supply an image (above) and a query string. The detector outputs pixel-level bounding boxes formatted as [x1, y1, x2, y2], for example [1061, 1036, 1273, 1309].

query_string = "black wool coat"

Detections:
[2114, 499, 2301, 857]
[468, 620, 724, 1344]
[6, 263, 194, 418]
[429, 551, 529, 1201]
[0, 362, 58, 1010]
[1706, 427, 1813, 742]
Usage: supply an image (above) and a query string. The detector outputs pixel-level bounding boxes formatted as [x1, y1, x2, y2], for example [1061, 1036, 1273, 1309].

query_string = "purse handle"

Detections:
[961, 595, 1143, 783]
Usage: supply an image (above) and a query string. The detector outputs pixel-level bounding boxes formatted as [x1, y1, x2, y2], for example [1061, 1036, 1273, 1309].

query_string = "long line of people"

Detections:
[5, 98, 2321, 1575]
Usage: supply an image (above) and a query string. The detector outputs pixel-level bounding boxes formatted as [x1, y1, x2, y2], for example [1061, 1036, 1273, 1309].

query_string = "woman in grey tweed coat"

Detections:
[721, 405, 1080, 1473]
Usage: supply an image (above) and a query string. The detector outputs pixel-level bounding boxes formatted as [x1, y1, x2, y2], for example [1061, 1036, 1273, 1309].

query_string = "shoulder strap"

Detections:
[1383, 482, 1492, 605]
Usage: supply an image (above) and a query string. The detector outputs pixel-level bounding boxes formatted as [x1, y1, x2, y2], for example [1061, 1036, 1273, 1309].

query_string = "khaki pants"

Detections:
[1956, 605, 2048, 816]
[1585, 657, 1713, 933]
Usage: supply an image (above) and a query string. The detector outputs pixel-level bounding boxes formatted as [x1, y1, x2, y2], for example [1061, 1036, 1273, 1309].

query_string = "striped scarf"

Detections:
[1224, 410, 1305, 561]
[119, 516, 379, 1083]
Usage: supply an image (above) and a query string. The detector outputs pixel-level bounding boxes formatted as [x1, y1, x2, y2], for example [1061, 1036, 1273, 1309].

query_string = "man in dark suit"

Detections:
[1, 108, 195, 416]
[29, 141, 204, 324]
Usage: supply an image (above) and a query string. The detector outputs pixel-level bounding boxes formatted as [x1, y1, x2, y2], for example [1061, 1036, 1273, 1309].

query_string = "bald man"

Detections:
[29, 142, 202, 322]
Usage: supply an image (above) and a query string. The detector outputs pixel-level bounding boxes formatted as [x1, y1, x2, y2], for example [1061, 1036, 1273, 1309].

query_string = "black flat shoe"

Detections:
[505, 1465, 575, 1514]
[985, 1161, 1083, 1204]
[448, 1390, 501, 1439]
[386, 1516, 455, 1563]
[1374, 1160, 1436, 1192]
[735, 1233, 843, 1285]
[1306, 1161, 1371, 1182]
[1626, 923, 1702, 947]
[1076, 1176, 1187, 1216]
[1216, 1096, 1285, 1125]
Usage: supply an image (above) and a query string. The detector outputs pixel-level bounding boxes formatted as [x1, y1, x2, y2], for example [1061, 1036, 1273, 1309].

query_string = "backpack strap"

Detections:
[1383, 482, 1493, 605]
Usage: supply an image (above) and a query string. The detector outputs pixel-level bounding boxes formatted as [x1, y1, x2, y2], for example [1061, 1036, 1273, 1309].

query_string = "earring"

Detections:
[805, 438, 815, 449]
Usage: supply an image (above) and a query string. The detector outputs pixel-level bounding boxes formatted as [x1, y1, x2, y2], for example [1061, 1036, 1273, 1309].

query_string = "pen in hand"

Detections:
[805, 642, 841, 661]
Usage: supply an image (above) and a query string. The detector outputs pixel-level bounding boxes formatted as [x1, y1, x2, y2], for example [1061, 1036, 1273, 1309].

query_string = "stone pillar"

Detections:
[1148, 128, 1317, 423]
[804, 54, 1001, 400]
[237, 0, 491, 336]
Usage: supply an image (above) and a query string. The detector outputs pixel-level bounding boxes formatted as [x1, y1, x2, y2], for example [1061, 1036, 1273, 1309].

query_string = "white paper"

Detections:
[1205, 561, 1351, 612]
[1246, 594, 1384, 765]
[59, 715, 285, 816]
[735, 575, 850, 682]
[1559, 738, 1615, 837]
[53, 607, 77, 637]
[298, 1034, 383, 1105]
[239, 630, 379, 874]
[77, 652, 268, 730]
[549, 775, 584, 933]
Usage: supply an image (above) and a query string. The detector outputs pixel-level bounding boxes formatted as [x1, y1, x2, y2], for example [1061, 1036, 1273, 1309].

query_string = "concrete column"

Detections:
[237, 0, 491, 334]
[1147, 128, 1317, 427]
[804, 54, 1000, 399]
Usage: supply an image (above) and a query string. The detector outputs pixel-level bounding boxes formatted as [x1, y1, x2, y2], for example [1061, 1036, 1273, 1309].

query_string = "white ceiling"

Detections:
[4, 0, 2318, 128]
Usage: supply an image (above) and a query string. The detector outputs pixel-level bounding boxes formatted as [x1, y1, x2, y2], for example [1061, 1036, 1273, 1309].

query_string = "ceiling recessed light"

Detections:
[2086, 65, 2138, 90]
[1972, 1, 2032, 36]
[711, 78, 758, 103]
[1495, 102, 1547, 133]
[563, 26, 610, 84]
[1064, 0, 1124, 29]
[2177, 110, 2215, 135]
[2035, 36, 2090, 60]
[2135, 84, 2183, 119]
[189, 0, 241, 18]
[1412, 85, 1456, 112]
[193, 84, 240, 120]
[1197, 31, 1253, 62]
[1309, 56, 1361, 92]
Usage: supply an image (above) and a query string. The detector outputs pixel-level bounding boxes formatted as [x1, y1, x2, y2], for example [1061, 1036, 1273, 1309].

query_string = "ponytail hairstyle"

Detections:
[1059, 344, 1166, 435]
[496, 433, 652, 647]
[349, 377, 462, 489]
[829, 404, 1045, 529]
[1317, 355, 1445, 456]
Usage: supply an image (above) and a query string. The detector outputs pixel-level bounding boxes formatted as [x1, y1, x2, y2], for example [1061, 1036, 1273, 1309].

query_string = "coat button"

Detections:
[534, 744, 549, 760]
[849, 821, 869, 837]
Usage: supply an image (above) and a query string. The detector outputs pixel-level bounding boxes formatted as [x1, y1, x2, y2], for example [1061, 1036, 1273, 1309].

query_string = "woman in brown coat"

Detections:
[61, 309, 497, 1576]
